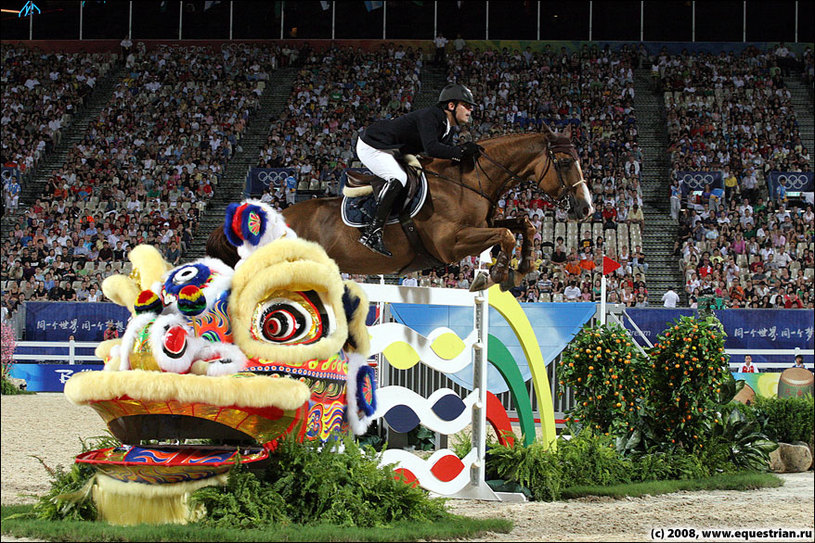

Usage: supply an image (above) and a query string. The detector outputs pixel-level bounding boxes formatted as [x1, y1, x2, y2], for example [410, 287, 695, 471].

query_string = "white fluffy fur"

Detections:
[195, 342, 249, 376]
[148, 314, 200, 374]
[234, 200, 298, 266]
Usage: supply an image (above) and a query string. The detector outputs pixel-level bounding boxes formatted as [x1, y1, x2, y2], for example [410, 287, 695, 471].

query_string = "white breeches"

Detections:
[356, 138, 408, 187]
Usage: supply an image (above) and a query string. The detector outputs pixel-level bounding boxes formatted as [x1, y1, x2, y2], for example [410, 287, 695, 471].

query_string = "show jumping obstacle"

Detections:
[360, 282, 557, 501]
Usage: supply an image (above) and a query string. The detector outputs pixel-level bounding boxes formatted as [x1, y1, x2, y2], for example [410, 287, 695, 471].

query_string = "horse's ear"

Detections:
[206, 228, 240, 269]
[563, 123, 572, 138]
[542, 121, 555, 138]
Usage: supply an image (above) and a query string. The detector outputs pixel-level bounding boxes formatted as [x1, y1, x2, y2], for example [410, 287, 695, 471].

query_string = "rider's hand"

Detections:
[458, 141, 482, 159]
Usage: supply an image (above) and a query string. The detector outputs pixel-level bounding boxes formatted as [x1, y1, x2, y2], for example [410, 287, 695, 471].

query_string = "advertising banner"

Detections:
[767, 171, 814, 200]
[9, 364, 104, 393]
[245, 167, 296, 196]
[623, 308, 814, 366]
[24, 302, 130, 341]
[678, 171, 723, 200]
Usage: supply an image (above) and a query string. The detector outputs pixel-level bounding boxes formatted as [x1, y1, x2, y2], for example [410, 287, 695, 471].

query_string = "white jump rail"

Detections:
[13, 341, 103, 365]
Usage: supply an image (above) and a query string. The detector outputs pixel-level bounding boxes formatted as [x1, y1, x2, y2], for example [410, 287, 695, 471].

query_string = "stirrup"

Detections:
[359, 228, 392, 257]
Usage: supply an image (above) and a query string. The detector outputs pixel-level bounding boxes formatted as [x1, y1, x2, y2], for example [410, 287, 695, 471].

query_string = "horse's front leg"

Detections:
[517, 216, 537, 276]
[492, 217, 538, 277]
[452, 226, 516, 292]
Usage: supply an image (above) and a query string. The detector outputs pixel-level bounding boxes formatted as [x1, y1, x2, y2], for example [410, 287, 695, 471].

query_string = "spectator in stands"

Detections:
[563, 280, 581, 302]
[791, 354, 807, 370]
[739, 354, 759, 373]
[662, 286, 680, 308]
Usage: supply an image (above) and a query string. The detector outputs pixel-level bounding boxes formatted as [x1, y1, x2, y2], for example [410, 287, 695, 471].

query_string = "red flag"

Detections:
[603, 256, 621, 275]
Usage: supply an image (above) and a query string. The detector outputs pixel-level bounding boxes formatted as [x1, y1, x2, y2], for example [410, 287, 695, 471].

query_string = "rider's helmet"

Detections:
[437, 84, 476, 108]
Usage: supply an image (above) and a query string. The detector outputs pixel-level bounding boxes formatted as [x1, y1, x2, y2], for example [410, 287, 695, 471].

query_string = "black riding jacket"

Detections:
[360, 106, 463, 161]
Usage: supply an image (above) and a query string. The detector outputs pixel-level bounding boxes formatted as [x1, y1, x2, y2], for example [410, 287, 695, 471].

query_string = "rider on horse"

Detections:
[355, 84, 482, 257]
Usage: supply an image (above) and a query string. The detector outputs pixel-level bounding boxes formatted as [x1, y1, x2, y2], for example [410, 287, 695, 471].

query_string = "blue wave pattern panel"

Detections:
[376, 387, 477, 435]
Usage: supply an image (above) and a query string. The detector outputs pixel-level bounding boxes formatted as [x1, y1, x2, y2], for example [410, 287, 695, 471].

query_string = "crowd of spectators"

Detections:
[659, 45, 812, 187]
[255, 43, 423, 197]
[676, 197, 814, 309]
[3, 41, 813, 331]
[1, 47, 115, 179]
[656, 44, 814, 309]
[2, 43, 285, 324]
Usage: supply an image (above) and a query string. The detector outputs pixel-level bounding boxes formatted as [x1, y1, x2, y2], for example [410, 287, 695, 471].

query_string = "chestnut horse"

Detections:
[208, 126, 593, 290]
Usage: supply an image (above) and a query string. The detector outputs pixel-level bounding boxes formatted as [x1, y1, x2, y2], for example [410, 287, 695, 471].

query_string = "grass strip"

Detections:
[1, 505, 512, 542]
[561, 472, 784, 500]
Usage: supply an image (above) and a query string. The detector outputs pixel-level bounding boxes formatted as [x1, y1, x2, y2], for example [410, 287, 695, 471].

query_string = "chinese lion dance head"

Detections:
[63, 201, 376, 525]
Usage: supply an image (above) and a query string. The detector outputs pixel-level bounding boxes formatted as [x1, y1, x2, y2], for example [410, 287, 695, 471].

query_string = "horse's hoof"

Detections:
[498, 270, 518, 292]
[470, 272, 489, 292]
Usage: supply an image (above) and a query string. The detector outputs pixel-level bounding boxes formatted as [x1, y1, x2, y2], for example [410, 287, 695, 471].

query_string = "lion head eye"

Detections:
[251, 290, 333, 345]
[170, 264, 209, 287]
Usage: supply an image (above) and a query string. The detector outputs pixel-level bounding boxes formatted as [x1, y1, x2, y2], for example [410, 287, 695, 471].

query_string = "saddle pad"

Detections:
[341, 172, 427, 228]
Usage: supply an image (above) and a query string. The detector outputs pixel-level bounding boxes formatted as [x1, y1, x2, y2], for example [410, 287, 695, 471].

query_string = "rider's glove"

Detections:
[458, 141, 482, 159]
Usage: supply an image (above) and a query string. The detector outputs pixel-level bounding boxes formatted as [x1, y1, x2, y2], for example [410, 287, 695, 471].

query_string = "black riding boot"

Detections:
[359, 178, 402, 257]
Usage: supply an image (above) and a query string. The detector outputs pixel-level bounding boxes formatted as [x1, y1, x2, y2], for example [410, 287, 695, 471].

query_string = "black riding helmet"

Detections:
[437, 84, 476, 107]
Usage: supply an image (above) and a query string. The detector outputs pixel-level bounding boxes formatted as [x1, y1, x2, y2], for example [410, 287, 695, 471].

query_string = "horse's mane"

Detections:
[476, 132, 545, 145]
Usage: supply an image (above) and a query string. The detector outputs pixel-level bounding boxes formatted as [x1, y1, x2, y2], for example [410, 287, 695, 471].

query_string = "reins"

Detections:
[419, 139, 584, 220]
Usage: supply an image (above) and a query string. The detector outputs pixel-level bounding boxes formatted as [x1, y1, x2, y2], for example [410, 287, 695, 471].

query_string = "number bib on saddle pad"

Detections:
[340, 173, 428, 228]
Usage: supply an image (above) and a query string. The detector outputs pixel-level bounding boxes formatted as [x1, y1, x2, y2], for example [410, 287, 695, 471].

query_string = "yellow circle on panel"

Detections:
[430, 332, 466, 360]
[383, 342, 421, 370]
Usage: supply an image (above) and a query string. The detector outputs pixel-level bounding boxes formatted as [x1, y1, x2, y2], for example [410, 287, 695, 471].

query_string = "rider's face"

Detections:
[453, 102, 473, 124]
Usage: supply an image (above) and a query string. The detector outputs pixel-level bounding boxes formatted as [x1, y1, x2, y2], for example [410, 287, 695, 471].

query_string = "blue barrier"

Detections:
[9, 363, 104, 392]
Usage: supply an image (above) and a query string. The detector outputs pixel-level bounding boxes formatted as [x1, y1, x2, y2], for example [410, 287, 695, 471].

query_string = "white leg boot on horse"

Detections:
[359, 178, 403, 257]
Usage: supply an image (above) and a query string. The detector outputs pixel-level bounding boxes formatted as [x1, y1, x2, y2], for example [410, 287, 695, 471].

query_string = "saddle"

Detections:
[343, 153, 424, 203]
[342, 154, 445, 272]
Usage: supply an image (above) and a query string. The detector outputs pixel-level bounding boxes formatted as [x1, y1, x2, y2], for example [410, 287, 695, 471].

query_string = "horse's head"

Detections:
[539, 124, 594, 221]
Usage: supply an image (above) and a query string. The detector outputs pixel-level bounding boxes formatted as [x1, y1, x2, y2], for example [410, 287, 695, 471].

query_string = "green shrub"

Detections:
[753, 395, 815, 443]
[259, 434, 448, 527]
[486, 440, 563, 501]
[31, 459, 97, 522]
[557, 428, 632, 488]
[698, 407, 777, 472]
[191, 463, 288, 527]
[1, 376, 24, 395]
[630, 450, 708, 482]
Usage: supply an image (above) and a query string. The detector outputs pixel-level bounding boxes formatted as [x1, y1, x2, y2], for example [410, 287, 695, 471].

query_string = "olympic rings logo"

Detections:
[253, 169, 295, 187]
[679, 172, 718, 189]
[1, 167, 18, 183]
[774, 172, 812, 190]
